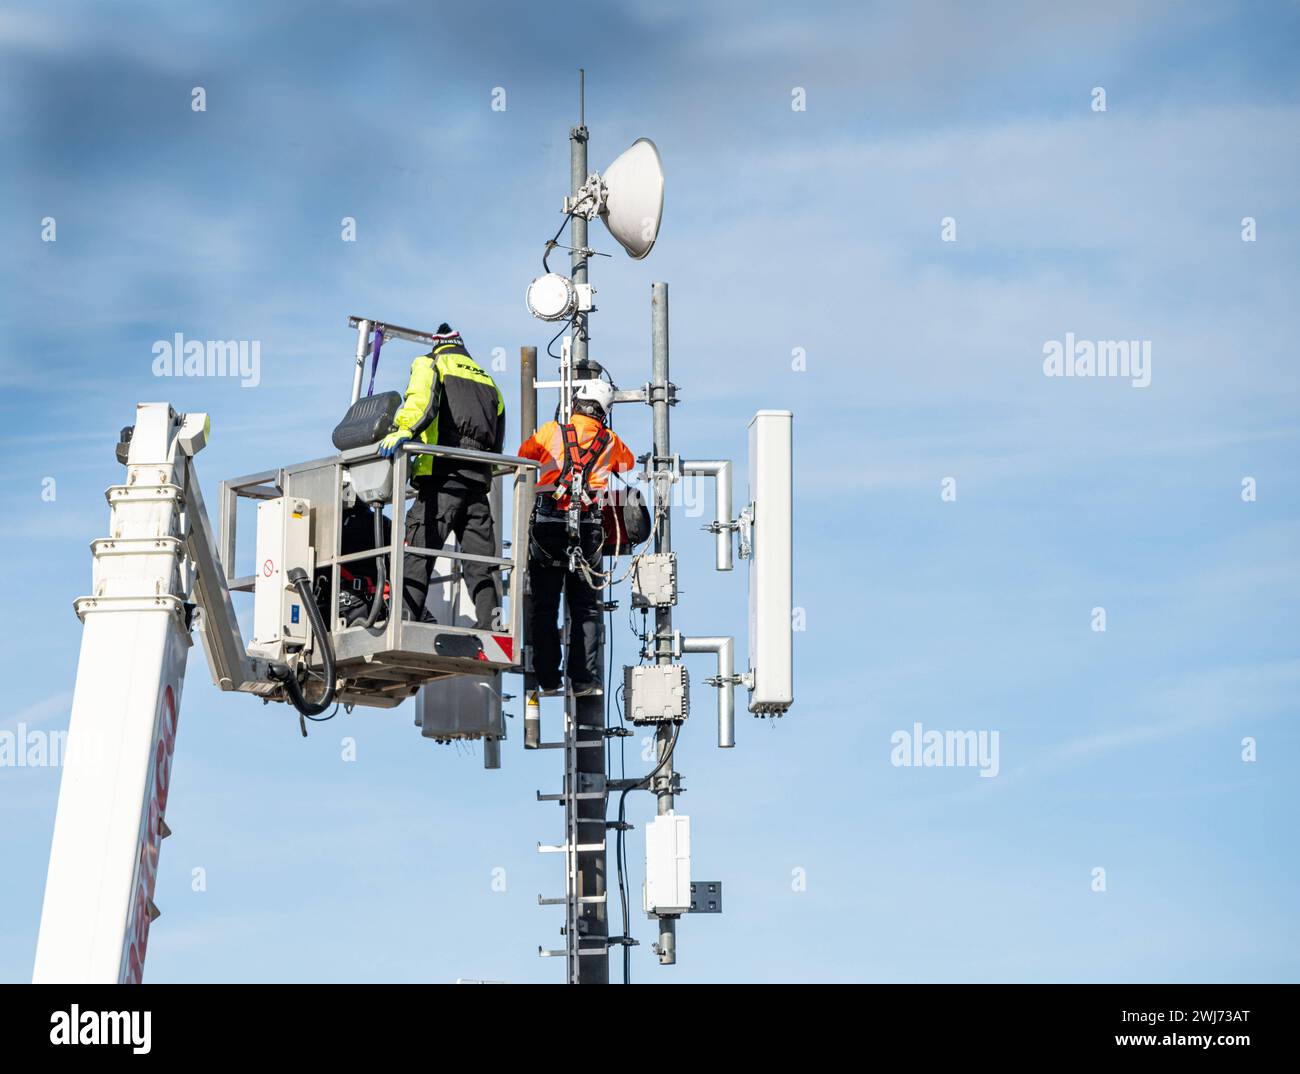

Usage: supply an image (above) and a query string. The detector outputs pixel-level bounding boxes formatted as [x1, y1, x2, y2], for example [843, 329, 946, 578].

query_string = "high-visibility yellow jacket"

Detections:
[392, 341, 505, 484]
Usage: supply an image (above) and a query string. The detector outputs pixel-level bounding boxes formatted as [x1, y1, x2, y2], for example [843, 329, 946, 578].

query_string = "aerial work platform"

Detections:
[218, 438, 537, 709]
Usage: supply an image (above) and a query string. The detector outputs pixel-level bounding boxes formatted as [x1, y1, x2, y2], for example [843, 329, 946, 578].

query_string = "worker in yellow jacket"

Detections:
[379, 324, 505, 628]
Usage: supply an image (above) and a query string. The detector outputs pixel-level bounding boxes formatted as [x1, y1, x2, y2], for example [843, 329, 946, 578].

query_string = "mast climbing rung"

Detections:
[538, 894, 606, 906]
[537, 842, 606, 853]
[537, 739, 602, 750]
[536, 791, 606, 801]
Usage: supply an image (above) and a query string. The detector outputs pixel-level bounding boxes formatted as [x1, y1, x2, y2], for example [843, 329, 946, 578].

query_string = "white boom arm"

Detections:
[33, 403, 269, 983]
[33, 396, 532, 981]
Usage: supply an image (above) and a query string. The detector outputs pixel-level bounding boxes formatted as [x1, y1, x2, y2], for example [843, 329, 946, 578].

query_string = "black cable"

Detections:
[645, 721, 681, 784]
[612, 721, 681, 983]
[614, 683, 627, 778]
[598, 397, 630, 978]
[604, 400, 672, 981]
[270, 568, 338, 718]
[302, 702, 339, 723]
[545, 318, 571, 363]
[362, 500, 387, 628]
[542, 212, 575, 274]
[605, 570, 615, 772]
[617, 789, 631, 983]
[602, 398, 620, 770]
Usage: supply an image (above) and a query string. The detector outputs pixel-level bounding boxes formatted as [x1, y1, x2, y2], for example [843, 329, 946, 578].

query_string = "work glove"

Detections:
[378, 431, 411, 458]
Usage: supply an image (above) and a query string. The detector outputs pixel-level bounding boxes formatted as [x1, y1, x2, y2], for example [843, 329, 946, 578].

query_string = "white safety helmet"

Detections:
[573, 379, 615, 418]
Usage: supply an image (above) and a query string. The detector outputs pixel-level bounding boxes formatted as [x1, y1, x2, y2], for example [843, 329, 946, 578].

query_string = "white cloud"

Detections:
[2, 691, 72, 731]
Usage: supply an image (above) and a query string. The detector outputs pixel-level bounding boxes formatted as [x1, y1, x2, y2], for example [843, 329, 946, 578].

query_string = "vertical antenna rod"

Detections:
[650, 280, 677, 965]
[570, 74, 590, 368]
[520, 347, 540, 751]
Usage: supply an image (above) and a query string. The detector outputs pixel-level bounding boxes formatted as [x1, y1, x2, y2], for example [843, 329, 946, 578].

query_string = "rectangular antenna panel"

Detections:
[747, 410, 793, 715]
[643, 813, 692, 916]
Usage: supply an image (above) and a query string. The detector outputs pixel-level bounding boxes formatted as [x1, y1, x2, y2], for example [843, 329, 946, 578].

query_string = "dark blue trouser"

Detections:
[527, 507, 604, 689]
[402, 477, 498, 629]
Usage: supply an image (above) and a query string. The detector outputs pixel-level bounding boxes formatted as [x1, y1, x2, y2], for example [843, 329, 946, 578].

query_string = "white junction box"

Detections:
[251, 496, 313, 659]
[747, 410, 793, 715]
[631, 552, 677, 608]
[624, 663, 689, 724]
[643, 813, 691, 916]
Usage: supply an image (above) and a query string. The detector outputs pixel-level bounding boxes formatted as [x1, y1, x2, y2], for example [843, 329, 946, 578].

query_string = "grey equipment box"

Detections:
[624, 663, 690, 725]
[631, 552, 677, 609]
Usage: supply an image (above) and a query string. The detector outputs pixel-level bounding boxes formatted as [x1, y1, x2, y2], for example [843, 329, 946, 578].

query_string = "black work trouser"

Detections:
[402, 476, 498, 630]
[527, 508, 604, 690]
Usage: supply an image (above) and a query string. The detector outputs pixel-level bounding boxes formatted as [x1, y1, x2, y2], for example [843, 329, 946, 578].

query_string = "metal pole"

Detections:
[350, 319, 371, 405]
[682, 459, 734, 572]
[650, 280, 677, 965]
[570, 104, 589, 367]
[521, 347, 538, 456]
[520, 347, 541, 752]
[570, 95, 608, 984]
[485, 476, 504, 771]
[682, 635, 735, 749]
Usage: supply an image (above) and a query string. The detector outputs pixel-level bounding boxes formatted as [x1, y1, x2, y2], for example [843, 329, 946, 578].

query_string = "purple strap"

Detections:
[366, 329, 384, 397]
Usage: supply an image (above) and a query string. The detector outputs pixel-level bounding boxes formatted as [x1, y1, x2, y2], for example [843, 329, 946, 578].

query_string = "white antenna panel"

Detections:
[746, 410, 793, 715]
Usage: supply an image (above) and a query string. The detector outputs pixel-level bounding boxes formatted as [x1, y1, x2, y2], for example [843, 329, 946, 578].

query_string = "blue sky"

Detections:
[1, 0, 1298, 982]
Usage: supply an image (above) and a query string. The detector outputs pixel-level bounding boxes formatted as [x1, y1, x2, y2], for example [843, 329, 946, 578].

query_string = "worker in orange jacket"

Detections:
[517, 380, 635, 695]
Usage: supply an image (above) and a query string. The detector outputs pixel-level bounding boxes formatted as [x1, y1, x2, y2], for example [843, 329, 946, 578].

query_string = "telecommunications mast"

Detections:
[522, 72, 793, 983]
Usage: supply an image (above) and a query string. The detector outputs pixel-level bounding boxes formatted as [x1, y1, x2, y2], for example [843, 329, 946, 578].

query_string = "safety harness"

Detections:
[552, 422, 610, 512]
[538, 420, 611, 562]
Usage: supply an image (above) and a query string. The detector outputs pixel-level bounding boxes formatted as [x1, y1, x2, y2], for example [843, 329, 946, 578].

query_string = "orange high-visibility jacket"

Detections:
[518, 415, 636, 506]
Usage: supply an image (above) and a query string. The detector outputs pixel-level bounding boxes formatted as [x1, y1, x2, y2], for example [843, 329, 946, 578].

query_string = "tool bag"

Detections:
[331, 390, 403, 451]
[601, 482, 652, 556]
